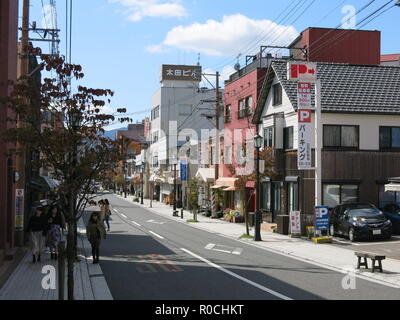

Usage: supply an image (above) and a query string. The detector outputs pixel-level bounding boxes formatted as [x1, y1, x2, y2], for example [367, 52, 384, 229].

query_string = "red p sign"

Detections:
[298, 109, 312, 123]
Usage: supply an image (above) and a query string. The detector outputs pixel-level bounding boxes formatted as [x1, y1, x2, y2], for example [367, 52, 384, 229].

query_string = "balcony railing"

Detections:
[237, 108, 252, 119]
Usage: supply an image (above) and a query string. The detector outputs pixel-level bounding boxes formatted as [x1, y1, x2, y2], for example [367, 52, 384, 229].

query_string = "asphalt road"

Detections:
[84, 192, 400, 300]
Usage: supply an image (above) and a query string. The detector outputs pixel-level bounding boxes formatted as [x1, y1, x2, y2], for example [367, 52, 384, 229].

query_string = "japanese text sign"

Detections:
[290, 211, 301, 235]
[297, 82, 314, 109]
[298, 109, 312, 169]
[161, 65, 202, 82]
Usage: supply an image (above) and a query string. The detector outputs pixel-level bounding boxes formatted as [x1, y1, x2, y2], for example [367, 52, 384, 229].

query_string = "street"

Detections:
[86, 192, 400, 300]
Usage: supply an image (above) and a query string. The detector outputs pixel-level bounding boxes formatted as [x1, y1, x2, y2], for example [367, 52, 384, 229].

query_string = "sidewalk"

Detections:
[0, 213, 113, 300]
[114, 192, 400, 289]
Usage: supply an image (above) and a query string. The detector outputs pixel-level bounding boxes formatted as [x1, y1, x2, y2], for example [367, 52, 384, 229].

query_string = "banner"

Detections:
[298, 109, 313, 170]
[180, 160, 188, 182]
[15, 189, 24, 231]
[290, 211, 301, 235]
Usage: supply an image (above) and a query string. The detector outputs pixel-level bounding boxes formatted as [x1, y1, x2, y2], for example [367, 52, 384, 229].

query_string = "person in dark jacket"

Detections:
[86, 212, 106, 264]
[46, 206, 65, 260]
[26, 207, 48, 263]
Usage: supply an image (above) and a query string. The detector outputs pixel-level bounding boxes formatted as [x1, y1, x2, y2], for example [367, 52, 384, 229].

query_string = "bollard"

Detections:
[181, 208, 184, 219]
[58, 241, 66, 300]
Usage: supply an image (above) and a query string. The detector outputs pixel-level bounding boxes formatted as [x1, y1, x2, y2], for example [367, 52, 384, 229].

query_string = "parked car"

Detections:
[329, 203, 392, 242]
[382, 203, 400, 234]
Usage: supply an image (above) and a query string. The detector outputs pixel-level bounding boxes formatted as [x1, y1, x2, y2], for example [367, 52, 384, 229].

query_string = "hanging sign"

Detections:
[297, 82, 314, 109]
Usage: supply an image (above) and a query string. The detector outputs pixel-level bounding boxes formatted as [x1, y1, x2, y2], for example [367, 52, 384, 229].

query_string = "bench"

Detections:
[355, 252, 386, 273]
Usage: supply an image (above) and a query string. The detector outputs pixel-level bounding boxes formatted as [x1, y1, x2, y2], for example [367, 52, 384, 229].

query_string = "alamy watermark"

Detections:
[41, 265, 56, 290]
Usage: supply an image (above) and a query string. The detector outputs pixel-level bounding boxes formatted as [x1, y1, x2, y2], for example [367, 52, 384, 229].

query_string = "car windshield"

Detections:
[348, 208, 383, 217]
[343, 204, 375, 210]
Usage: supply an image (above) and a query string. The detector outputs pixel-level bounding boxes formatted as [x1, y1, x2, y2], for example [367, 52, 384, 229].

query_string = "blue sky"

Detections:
[25, 0, 399, 129]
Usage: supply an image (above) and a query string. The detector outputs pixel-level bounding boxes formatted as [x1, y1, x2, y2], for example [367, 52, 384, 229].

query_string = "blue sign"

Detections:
[180, 160, 187, 182]
[314, 206, 330, 231]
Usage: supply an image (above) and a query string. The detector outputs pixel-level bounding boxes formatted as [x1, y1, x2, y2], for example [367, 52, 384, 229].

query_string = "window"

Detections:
[380, 127, 400, 149]
[151, 106, 160, 120]
[323, 125, 359, 149]
[264, 127, 274, 148]
[287, 182, 299, 212]
[225, 105, 232, 123]
[245, 96, 253, 110]
[179, 104, 192, 116]
[283, 126, 294, 150]
[323, 184, 359, 208]
[238, 99, 248, 119]
[378, 185, 400, 208]
[152, 156, 159, 168]
[261, 182, 271, 211]
[272, 83, 282, 106]
[152, 131, 159, 144]
[224, 146, 232, 164]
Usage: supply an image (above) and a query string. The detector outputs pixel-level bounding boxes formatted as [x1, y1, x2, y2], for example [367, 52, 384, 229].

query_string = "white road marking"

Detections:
[181, 248, 292, 300]
[205, 243, 243, 255]
[131, 221, 141, 227]
[149, 231, 165, 240]
[114, 209, 119, 213]
[120, 214, 127, 218]
[147, 219, 165, 225]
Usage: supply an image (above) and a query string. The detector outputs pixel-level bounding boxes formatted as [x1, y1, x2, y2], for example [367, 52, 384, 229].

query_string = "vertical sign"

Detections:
[297, 82, 314, 109]
[298, 109, 312, 169]
[315, 206, 330, 231]
[15, 189, 24, 231]
[290, 211, 301, 235]
[180, 160, 187, 182]
[144, 117, 150, 140]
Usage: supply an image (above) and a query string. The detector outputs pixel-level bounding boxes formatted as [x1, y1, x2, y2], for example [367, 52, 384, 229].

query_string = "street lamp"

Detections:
[254, 133, 263, 242]
[141, 162, 145, 205]
[173, 162, 178, 216]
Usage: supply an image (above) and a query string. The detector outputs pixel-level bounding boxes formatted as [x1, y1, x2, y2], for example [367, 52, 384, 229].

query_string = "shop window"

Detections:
[288, 182, 299, 212]
[323, 184, 359, 208]
[261, 182, 271, 211]
[378, 185, 400, 208]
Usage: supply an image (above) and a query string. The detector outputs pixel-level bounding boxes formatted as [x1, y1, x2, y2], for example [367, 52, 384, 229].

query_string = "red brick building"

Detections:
[0, 0, 18, 262]
[219, 57, 269, 213]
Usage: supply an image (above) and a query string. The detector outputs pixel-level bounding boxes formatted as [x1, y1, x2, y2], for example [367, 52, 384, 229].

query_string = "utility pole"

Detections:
[14, 0, 30, 247]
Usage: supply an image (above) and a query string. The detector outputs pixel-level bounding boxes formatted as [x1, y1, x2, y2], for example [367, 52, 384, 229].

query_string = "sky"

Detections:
[24, 0, 399, 129]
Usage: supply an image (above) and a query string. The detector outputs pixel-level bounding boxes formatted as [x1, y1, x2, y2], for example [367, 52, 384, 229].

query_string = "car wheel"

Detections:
[348, 227, 356, 242]
[329, 224, 335, 236]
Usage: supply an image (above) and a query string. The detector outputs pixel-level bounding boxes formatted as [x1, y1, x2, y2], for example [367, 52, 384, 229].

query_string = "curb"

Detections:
[78, 215, 113, 300]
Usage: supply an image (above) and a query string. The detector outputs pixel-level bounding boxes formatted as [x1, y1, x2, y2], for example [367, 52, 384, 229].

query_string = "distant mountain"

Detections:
[104, 127, 127, 140]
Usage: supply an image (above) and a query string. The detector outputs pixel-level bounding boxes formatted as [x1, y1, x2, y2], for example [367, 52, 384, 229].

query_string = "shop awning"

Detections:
[211, 177, 239, 190]
[385, 183, 400, 192]
[30, 176, 60, 192]
[223, 186, 237, 191]
[149, 174, 165, 183]
[195, 168, 215, 183]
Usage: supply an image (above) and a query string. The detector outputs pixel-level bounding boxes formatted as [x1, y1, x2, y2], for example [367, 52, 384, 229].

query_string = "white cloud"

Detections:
[201, 65, 236, 88]
[146, 44, 169, 53]
[110, 0, 188, 22]
[151, 14, 298, 57]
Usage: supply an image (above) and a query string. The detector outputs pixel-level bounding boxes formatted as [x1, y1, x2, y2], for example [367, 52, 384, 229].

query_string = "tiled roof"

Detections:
[253, 60, 400, 123]
[381, 54, 400, 62]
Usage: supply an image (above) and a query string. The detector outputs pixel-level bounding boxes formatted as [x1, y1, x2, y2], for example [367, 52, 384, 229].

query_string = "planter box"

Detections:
[232, 216, 244, 223]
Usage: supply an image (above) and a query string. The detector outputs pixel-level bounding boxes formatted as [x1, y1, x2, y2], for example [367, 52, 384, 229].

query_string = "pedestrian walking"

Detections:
[46, 206, 65, 260]
[86, 212, 106, 264]
[26, 207, 48, 263]
[103, 199, 111, 231]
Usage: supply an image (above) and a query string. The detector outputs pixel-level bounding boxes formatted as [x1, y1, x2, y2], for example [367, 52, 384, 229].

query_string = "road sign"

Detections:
[288, 62, 317, 82]
[315, 206, 330, 231]
[298, 109, 312, 170]
[297, 82, 314, 109]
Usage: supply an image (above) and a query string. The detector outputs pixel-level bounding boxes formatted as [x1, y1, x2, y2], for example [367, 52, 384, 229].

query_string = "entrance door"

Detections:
[271, 182, 281, 223]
